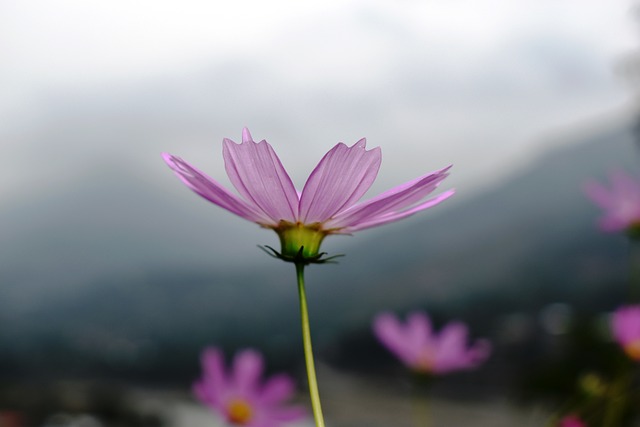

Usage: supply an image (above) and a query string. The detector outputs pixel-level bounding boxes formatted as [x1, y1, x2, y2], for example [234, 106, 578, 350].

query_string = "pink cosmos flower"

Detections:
[162, 128, 453, 262]
[611, 305, 640, 361]
[584, 170, 640, 235]
[559, 414, 586, 427]
[193, 347, 306, 427]
[372, 311, 491, 375]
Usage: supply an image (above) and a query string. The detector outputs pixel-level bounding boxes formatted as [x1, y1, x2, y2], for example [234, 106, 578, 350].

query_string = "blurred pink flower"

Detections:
[163, 128, 453, 262]
[193, 347, 306, 427]
[559, 414, 586, 427]
[611, 305, 640, 361]
[585, 170, 640, 235]
[372, 311, 491, 374]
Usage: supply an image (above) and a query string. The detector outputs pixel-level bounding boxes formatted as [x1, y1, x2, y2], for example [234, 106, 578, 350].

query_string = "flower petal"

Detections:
[433, 322, 490, 373]
[584, 181, 613, 208]
[162, 153, 270, 224]
[467, 338, 492, 365]
[342, 189, 455, 232]
[194, 347, 227, 406]
[259, 374, 296, 404]
[612, 305, 640, 345]
[611, 170, 640, 196]
[232, 349, 264, 397]
[433, 322, 469, 372]
[327, 166, 453, 231]
[405, 312, 433, 357]
[266, 406, 307, 423]
[373, 312, 416, 366]
[223, 129, 299, 223]
[299, 139, 381, 224]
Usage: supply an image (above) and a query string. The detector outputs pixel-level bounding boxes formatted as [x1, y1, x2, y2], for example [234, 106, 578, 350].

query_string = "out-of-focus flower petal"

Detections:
[559, 414, 587, 427]
[373, 312, 415, 366]
[612, 305, 640, 344]
[299, 139, 381, 224]
[232, 349, 264, 397]
[468, 339, 492, 364]
[267, 406, 309, 422]
[585, 169, 640, 234]
[373, 311, 490, 375]
[223, 129, 299, 223]
[195, 347, 228, 405]
[612, 170, 640, 194]
[259, 375, 296, 404]
[404, 312, 433, 358]
[584, 181, 612, 208]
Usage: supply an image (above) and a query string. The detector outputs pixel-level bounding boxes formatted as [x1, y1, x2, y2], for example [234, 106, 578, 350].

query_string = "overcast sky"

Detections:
[1, 0, 638, 204]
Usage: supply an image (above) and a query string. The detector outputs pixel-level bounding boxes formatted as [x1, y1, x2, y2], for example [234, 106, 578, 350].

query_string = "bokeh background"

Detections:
[2, 1, 640, 426]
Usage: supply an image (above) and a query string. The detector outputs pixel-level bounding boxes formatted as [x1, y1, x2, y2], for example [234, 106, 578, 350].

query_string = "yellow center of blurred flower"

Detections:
[414, 350, 435, 373]
[624, 340, 640, 361]
[226, 399, 253, 425]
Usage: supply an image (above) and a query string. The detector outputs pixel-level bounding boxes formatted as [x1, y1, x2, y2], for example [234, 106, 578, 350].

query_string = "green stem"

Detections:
[410, 373, 431, 427]
[295, 262, 325, 427]
[603, 361, 630, 427]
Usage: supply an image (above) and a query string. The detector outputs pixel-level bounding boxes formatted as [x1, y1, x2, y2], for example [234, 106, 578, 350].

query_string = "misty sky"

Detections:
[1, 0, 637, 205]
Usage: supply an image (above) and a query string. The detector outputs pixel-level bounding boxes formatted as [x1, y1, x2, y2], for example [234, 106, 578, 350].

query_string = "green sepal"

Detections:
[258, 245, 344, 266]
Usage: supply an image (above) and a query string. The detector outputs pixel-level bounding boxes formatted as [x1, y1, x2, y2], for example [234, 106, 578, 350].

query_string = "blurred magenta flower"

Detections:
[585, 170, 640, 236]
[163, 128, 453, 263]
[193, 347, 306, 427]
[611, 305, 640, 361]
[559, 414, 586, 427]
[372, 311, 491, 374]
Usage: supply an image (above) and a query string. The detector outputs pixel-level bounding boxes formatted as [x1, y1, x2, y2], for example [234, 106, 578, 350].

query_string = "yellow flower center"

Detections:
[413, 350, 435, 373]
[624, 340, 640, 361]
[274, 221, 329, 259]
[226, 399, 253, 425]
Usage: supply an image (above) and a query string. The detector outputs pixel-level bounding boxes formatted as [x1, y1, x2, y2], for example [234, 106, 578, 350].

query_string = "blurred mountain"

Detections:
[0, 119, 638, 383]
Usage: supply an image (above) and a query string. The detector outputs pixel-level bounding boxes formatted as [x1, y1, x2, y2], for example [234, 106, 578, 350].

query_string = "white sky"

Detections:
[0, 0, 638, 201]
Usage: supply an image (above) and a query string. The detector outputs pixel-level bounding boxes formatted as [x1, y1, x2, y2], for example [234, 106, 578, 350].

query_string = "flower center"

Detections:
[413, 350, 436, 373]
[226, 398, 253, 425]
[274, 221, 329, 260]
[624, 340, 640, 361]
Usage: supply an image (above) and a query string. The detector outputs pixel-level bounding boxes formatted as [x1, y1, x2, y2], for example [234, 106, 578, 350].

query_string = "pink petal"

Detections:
[373, 312, 417, 366]
[299, 139, 381, 224]
[265, 405, 307, 423]
[612, 305, 640, 345]
[223, 128, 299, 223]
[192, 381, 214, 406]
[599, 216, 627, 232]
[404, 312, 434, 357]
[232, 349, 264, 397]
[194, 347, 227, 406]
[585, 170, 640, 233]
[434, 323, 490, 373]
[259, 374, 296, 404]
[435, 322, 468, 362]
[560, 415, 587, 427]
[342, 189, 455, 233]
[584, 181, 613, 208]
[162, 153, 270, 224]
[611, 170, 640, 196]
[327, 166, 452, 231]
[468, 338, 492, 364]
